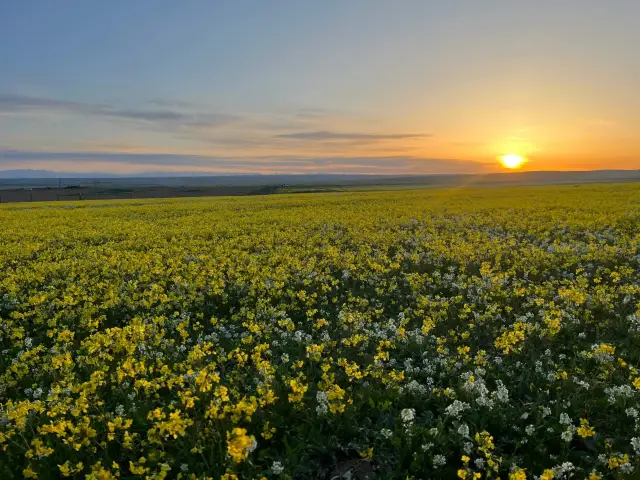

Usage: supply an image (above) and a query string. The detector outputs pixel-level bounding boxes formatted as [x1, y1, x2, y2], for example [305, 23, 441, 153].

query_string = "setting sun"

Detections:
[500, 154, 525, 169]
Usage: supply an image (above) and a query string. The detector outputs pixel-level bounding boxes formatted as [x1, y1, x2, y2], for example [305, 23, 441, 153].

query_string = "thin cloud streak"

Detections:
[0, 149, 489, 175]
[0, 93, 239, 128]
[276, 130, 430, 141]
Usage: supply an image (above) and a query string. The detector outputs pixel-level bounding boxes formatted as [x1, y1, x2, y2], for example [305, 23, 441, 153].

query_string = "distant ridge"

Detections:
[0, 169, 638, 191]
[0, 169, 638, 203]
[0, 168, 638, 180]
[0, 169, 260, 179]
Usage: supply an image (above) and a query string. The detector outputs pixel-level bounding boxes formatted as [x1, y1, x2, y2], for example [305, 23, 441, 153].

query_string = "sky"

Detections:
[1, 1, 639, 175]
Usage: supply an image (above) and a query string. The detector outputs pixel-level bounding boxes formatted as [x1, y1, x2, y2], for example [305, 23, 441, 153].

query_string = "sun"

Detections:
[500, 153, 525, 169]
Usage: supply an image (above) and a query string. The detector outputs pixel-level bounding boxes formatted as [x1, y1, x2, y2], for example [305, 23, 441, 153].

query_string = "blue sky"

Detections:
[1, 1, 639, 174]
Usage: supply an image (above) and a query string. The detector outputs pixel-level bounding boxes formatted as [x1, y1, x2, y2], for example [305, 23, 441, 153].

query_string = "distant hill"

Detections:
[0, 169, 126, 179]
[0, 169, 638, 189]
[0, 169, 250, 179]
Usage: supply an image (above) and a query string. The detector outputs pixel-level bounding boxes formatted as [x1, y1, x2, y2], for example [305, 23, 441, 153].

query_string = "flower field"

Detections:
[1, 184, 640, 479]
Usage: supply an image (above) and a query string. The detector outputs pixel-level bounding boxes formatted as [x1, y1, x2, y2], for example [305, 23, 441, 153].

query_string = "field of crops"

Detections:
[1, 184, 640, 479]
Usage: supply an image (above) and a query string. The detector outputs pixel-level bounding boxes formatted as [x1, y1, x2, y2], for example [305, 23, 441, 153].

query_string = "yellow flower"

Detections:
[577, 418, 595, 438]
[288, 378, 308, 403]
[461, 455, 470, 463]
[540, 469, 554, 480]
[23, 465, 38, 478]
[129, 460, 148, 475]
[494, 321, 532, 354]
[633, 377, 640, 390]
[458, 469, 467, 479]
[86, 461, 118, 480]
[475, 430, 495, 456]
[152, 409, 193, 439]
[509, 468, 527, 480]
[607, 454, 629, 470]
[59, 463, 72, 477]
[360, 447, 374, 459]
[261, 421, 276, 440]
[58, 461, 84, 477]
[226, 427, 256, 463]
[306, 343, 325, 361]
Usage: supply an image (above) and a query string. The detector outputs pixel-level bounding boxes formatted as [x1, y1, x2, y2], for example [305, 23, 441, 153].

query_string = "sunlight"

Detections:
[500, 153, 525, 169]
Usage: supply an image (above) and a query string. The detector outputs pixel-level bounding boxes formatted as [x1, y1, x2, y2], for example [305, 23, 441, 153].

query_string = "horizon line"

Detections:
[0, 168, 639, 180]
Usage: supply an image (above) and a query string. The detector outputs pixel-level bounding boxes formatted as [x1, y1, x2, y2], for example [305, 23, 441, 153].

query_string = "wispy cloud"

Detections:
[0, 93, 239, 128]
[276, 130, 430, 141]
[147, 98, 197, 109]
[295, 107, 346, 120]
[0, 93, 435, 158]
[0, 148, 488, 175]
[449, 140, 487, 147]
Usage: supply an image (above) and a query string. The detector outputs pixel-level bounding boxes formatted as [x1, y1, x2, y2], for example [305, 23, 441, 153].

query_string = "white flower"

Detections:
[494, 380, 509, 403]
[445, 400, 470, 419]
[248, 438, 257, 453]
[605, 385, 634, 404]
[316, 390, 329, 414]
[525, 425, 535, 436]
[631, 437, 640, 454]
[457, 424, 470, 438]
[620, 463, 634, 474]
[475, 394, 494, 410]
[401, 408, 416, 423]
[432, 454, 446, 467]
[561, 429, 574, 442]
[553, 462, 575, 477]
[380, 428, 393, 439]
[271, 461, 284, 474]
[559, 413, 572, 425]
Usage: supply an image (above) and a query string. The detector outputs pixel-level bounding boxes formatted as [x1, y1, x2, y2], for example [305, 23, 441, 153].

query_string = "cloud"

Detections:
[449, 140, 487, 147]
[0, 148, 488, 175]
[276, 130, 430, 141]
[0, 93, 239, 128]
[0, 94, 89, 112]
[295, 107, 345, 119]
[0, 94, 432, 154]
[147, 98, 196, 108]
